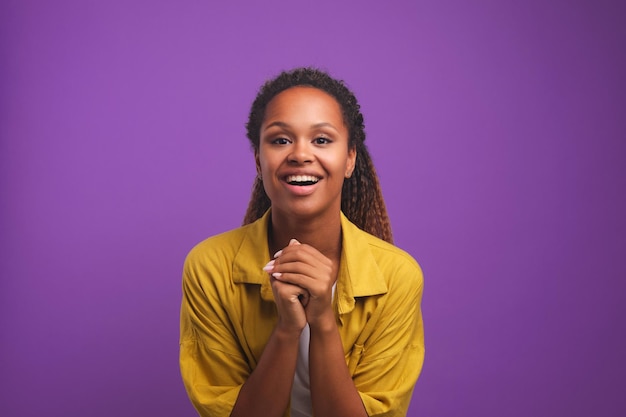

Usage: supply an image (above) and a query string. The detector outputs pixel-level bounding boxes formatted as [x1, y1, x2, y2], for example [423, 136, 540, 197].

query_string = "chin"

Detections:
[275, 201, 340, 221]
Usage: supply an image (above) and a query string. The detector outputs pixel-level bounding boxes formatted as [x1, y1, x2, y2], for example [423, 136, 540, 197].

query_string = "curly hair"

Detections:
[242, 67, 393, 243]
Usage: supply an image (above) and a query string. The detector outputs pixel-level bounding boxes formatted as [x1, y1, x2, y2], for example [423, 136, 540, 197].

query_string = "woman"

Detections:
[180, 68, 424, 417]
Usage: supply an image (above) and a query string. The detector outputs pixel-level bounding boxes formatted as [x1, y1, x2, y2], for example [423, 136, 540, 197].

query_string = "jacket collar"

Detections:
[232, 210, 388, 315]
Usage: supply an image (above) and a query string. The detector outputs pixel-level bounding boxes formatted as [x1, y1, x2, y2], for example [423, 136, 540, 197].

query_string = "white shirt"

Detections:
[290, 284, 336, 417]
[290, 322, 312, 417]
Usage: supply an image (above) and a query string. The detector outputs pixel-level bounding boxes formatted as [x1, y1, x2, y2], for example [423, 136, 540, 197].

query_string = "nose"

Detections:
[287, 139, 313, 164]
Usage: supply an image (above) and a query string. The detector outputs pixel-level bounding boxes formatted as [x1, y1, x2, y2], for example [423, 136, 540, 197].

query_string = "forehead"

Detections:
[263, 86, 344, 124]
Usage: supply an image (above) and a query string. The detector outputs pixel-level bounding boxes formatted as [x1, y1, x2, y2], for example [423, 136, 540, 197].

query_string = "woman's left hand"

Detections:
[269, 239, 336, 329]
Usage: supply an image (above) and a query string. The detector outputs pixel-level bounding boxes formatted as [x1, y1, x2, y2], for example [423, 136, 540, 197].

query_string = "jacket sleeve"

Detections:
[179, 248, 250, 417]
[350, 261, 425, 417]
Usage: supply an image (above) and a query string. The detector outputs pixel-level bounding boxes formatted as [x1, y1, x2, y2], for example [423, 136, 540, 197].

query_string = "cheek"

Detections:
[327, 153, 351, 173]
[257, 150, 272, 172]
[258, 151, 281, 181]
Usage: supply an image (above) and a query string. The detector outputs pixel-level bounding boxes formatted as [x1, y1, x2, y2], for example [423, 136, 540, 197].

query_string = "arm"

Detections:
[180, 258, 250, 416]
[229, 325, 300, 417]
[270, 242, 425, 417]
[309, 312, 369, 417]
[349, 262, 424, 416]
[268, 241, 368, 417]
[231, 274, 308, 417]
[180, 243, 310, 417]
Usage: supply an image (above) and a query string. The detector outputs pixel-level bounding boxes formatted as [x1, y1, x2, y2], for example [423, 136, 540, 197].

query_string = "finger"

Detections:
[271, 264, 322, 283]
[274, 239, 322, 256]
[272, 272, 330, 298]
[273, 246, 333, 269]
[272, 260, 333, 285]
[271, 277, 310, 304]
[265, 259, 324, 281]
[272, 238, 301, 258]
[263, 259, 275, 273]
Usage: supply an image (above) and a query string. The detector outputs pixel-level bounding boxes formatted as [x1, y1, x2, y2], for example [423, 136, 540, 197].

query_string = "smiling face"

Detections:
[256, 86, 356, 222]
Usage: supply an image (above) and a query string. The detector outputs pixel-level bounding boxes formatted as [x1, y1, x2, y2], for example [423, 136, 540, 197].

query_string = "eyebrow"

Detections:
[263, 121, 340, 132]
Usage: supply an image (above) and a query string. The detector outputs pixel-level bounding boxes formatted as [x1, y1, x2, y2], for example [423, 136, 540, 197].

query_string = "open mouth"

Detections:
[285, 175, 320, 186]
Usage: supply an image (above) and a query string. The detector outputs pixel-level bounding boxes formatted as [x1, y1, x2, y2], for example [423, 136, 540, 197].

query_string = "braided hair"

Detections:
[243, 67, 393, 243]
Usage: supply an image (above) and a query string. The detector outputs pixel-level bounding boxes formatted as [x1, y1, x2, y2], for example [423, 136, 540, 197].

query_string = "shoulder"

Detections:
[183, 224, 252, 277]
[364, 231, 423, 287]
[342, 217, 423, 295]
[183, 211, 271, 285]
[363, 231, 420, 269]
[186, 225, 249, 258]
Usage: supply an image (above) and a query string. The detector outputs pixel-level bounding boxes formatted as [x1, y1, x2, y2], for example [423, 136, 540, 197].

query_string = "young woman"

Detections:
[180, 68, 424, 417]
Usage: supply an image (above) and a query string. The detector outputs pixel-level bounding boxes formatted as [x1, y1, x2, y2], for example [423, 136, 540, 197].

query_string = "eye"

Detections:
[272, 137, 290, 145]
[314, 136, 332, 145]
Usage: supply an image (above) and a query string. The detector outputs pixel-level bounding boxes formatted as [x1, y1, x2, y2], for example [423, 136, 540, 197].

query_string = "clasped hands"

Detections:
[263, 239, 335, 332]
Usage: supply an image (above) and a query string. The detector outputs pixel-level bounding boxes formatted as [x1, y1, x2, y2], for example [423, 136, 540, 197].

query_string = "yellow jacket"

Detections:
[180, 211, 424, 416]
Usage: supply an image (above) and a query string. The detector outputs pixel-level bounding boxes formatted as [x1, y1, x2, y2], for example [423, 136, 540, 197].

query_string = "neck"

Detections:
[269, 209, 343, 262]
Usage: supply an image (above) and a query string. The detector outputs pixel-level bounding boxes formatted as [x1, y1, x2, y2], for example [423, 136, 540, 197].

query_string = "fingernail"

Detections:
[273, 250, 283, 258]
[272, 272, 282, 278]
[263, 260, 275, 271]
[289, 239, 300, 245]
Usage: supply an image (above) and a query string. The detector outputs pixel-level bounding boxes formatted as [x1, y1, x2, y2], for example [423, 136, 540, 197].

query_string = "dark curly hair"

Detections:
[242, 67, 393, 243]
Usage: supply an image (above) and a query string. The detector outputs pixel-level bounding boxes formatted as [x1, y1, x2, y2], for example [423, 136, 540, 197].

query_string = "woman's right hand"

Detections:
[270, 276, 308, 333]
[264, 244, 308, 334]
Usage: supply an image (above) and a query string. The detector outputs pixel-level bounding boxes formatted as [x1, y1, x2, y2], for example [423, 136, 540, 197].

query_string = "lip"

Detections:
[280, 170, 323, 179]
[279, 171, 323, 196]
[282, 181, 320, 196]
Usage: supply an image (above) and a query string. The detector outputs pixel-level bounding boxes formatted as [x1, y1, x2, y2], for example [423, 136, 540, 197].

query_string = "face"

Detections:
[256, 86, 356, 221]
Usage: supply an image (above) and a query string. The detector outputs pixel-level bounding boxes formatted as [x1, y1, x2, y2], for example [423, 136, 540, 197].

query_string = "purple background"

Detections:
[1, 0, 625, 416]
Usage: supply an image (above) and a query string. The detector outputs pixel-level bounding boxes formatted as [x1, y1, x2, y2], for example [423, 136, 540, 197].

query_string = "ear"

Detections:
[345, 146, 357, 178]
[255, 149, 262, 177]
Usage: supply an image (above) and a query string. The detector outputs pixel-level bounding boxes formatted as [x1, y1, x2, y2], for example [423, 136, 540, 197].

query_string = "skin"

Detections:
[230, 87, 368, 417]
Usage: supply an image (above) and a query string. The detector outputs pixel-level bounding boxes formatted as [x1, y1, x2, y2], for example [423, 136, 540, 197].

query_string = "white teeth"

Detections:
[286, 175, 319, 184]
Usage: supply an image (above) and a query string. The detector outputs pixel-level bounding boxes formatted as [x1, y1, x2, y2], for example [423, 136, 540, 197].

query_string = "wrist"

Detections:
[308, 310, 337, 334]
[274, 322, 304, 341]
